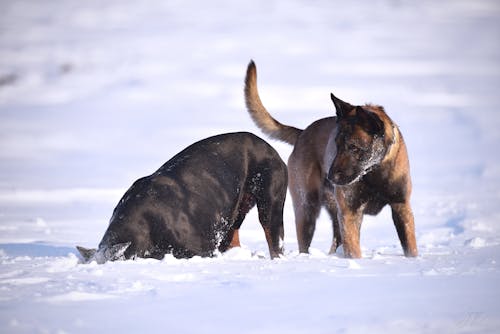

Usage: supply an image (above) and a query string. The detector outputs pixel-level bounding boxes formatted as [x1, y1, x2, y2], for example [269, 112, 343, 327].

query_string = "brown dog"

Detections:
[244, 60, 417, 258]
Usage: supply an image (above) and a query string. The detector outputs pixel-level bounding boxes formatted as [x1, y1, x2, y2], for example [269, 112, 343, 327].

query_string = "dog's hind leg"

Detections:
[229, 229, 241, 248]
[288, 161, 322, 254]
[289, 183, 321, 254]
[254, 170, 287, 259]
[218, 228, 240, 253]
[294, 199, 321, 254]
[218, 207, 248, 253]
[257, 198, 285, 259]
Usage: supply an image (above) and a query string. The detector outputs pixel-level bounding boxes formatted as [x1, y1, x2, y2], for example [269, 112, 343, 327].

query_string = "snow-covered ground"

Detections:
[1, 0, 500, 333]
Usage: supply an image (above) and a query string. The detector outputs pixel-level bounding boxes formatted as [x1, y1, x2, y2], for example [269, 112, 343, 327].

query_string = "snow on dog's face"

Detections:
[328, 94, 387, 186]
[76, 242, 131, 264]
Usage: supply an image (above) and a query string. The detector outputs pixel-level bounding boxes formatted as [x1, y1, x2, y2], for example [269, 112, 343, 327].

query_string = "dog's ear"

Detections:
[331, 93, 354, 119]
[356, 106, 385, 136]
[76, 246, 96, 263]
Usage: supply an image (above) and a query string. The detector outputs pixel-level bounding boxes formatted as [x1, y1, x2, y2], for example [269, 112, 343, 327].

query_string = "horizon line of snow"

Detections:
[0, 187, 125, 204]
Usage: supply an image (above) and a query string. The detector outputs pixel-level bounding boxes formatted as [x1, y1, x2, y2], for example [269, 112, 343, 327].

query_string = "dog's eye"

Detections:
[348, 144, 361, 153]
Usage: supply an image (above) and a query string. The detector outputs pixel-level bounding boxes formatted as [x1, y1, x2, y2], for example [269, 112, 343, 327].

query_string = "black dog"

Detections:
[77, 132, 287, 263]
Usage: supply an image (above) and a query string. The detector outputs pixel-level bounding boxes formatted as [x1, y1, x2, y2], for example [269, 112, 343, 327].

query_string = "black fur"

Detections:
[79, 132, 287, 262]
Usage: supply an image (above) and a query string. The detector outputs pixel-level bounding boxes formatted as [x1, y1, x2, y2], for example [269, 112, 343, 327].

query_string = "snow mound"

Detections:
[465, 237, 488, 249]
[44, 291, 116, 304]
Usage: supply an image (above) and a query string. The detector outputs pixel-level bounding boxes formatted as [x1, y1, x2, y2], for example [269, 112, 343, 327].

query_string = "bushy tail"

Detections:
[244, 60, 302, 145]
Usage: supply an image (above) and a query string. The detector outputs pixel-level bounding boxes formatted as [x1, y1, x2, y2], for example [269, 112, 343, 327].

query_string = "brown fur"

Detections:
[244, 60, 417, 258]
[229, 230, 241, 248]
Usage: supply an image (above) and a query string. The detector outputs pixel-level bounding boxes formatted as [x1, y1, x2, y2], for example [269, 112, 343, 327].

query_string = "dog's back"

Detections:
[79, 132, 288, 262]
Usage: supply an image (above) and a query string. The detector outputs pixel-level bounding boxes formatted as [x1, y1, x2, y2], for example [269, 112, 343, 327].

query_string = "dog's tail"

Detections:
[244, 60, 302, 145]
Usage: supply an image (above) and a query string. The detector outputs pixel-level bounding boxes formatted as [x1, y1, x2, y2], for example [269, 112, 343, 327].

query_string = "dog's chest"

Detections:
[353, 178, 392, 215]
[362, 194, 387, 215]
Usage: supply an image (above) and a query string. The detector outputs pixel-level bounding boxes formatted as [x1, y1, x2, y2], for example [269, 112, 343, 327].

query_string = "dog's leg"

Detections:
[256, 186, 286, 259]
[323, 184, 342, 254]
[227, 212, 246, 250]
[288, 161, 322, 254]
[326, 210, 342, 254]
[261, 224, 284, 259]
[391, 202, 418, 257]
[292, 191, 321, 254]
[335, 188, 363, 258]
[218, 212, 246, 253]
[337, 211, 363, 258]
[229, 229, 241, 248]
[258, 203, 285, 259]
[218, 228, 241, 253]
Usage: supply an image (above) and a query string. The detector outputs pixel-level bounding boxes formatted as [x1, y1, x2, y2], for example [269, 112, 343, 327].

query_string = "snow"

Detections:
[1, 0, 500, 333]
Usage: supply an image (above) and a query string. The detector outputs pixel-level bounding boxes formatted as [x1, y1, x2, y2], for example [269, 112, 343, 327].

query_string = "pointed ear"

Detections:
[76, 246, 97, 263]
[331, 93, 354, 118]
